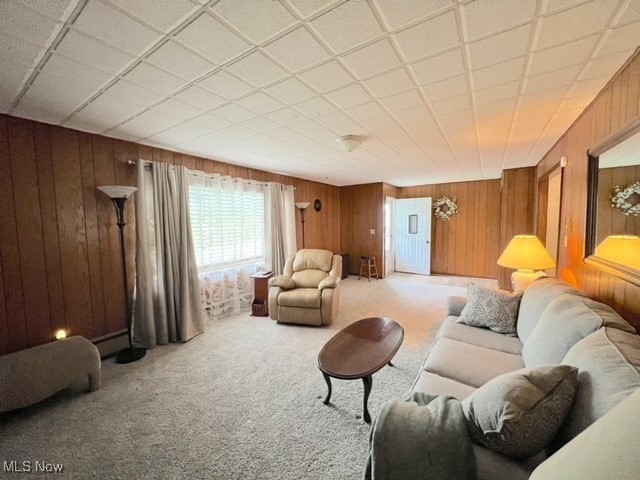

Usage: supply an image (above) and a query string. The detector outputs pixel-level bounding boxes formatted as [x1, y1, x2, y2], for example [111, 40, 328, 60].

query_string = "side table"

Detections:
[334, 252, 350, 279]
[250, 271, 273, 316]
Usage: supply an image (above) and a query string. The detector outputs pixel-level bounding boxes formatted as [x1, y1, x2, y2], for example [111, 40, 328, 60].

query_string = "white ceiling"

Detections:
[1, 0, 639, 187]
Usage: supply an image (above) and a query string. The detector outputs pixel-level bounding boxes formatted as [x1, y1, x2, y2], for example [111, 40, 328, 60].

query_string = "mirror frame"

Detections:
[585, 116, 640, 287]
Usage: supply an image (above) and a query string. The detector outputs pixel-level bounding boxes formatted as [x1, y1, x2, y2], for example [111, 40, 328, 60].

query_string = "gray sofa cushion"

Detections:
[439, 316, 523, 355]
[555, 327, 640, 447]
[457, 284, 522, 335]
[462, 365, 578, 459]
[423, 337, 524, 388]
[411, 370, 477, 400]
[517, 277, 584, 342]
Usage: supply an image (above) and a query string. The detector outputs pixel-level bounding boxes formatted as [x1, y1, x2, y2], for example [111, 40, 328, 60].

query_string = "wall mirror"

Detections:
[586, 117, 640, 286]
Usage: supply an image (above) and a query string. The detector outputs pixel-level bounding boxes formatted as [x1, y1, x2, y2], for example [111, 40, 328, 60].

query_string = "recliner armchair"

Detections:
[268, 249, 342, 326]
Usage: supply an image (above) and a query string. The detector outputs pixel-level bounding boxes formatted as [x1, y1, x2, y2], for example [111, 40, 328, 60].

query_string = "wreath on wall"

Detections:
[611, 181, 640, 217]
[433, 196, 459, 221]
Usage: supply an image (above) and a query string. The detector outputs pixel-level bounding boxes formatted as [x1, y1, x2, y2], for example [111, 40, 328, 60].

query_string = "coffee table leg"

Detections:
[362, 375, 373, 423]
[322, 372, 332, 404]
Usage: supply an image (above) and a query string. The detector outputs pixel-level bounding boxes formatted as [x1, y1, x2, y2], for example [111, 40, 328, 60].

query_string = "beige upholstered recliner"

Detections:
[268, 249, 342, 326]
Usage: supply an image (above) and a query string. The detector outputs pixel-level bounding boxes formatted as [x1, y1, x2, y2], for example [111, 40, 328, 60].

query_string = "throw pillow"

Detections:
[456, 284, 522, 335]
[268, 276, 295, 290]
[462, 365, 578, 459]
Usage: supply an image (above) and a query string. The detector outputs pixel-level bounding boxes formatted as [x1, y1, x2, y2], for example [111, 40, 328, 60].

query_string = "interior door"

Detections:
[384, 197, 395, 276]
[395, 197, 431, 275]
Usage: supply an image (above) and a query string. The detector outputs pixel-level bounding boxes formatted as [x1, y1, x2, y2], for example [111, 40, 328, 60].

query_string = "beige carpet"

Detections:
[0, 273, 494, 480]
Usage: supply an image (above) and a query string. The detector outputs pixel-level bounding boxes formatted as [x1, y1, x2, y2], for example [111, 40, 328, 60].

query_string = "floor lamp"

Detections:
[295, 202, 310, 248]
[97, 185, 146, 364]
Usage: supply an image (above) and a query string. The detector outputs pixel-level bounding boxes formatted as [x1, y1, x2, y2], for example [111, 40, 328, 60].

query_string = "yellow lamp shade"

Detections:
[595, 235, 640, 269]
[497, 235, 556, 271]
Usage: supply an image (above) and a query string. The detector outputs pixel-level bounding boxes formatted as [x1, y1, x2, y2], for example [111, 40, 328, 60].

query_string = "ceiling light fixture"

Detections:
[336, 135, 362, 152]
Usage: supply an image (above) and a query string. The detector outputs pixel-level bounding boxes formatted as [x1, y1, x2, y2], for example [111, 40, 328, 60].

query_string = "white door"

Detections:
[384, 197, 395, 276]
[395, 198, 431, 275]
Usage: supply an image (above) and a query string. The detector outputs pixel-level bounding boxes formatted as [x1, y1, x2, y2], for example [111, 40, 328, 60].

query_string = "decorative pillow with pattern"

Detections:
[456, 284, 522, 335]
[462, 365, 578, 459]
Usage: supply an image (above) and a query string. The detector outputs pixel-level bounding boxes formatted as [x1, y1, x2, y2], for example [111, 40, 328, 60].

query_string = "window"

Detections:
[188, 183, 266, 273]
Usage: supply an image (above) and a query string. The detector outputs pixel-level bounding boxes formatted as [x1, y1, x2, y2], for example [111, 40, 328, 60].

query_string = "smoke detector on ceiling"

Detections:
[336, 135, 362, 152]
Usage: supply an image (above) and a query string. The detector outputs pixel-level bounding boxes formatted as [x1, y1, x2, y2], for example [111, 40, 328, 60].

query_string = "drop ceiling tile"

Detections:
[380, 89, 423, 112]
[148, 121, 212, 145]
[598, 21, 640, 57]
[0, 60, 29, 111]
[55, 30, 135, 75]
[73, 1, 159, 55]
[529, 35, 598, 76]
[265, 77, 316, 104]
[316, 110, 356, 128]
[155, 98, 201, 119]
[325, 84, 371, 108]
[0, 32, 41, 69]
[174, 12, 250, 64]
[341, 38, 401, 79]
[107, 79, 164, 106]
[286, 0, 335, 18]
[264, 27, 330, 72]
[125, 62, 184, 95]
[463, 0, 536, 40]
[536, 0, 618, 50]
[476, 98, 517, 121]
[227, 51, 288, 87]
[364, 68, 414, 98]
[294, 96, 336, 117]
[471, 56, 525, 91]
[111, 108, 182, 138]
[430, 93, 471, 115]
[616, 0, 640, 25]
[344, 101, 386, 120]
[242, 116, 281, 132]
[173, 85, 225, 110]
[422, 74, 468, 101]
[236, 92, 283, 114]
[395, 10, 460, 61]
[581, 50, 632, 81]
[0, 2, 58, 46]
[468, 24, 531, 69]
[13, 0, 75, 21]
[72, 92, 146, 129]
[212, 0, 297, 43]
[393, 105, 432, 124]
[310, 1, 383, 53]
[41, 53, 111, 92]
[110, 0, 196, 32]
[475, 80, 520, 105]
[198, 71, 254, 99]
[147, 40, 214, 80]
[191, 112, 233, 130]
[299, 60, 354, 92]
[376, 0, 454, 30]
[219, 124, 257, 139]
[412, 48, 465, 84]
[524, 64, 582, 95]
[267, 107, 305, 125]
[519, 86, 569, 108]
[211, 103, 257, 122]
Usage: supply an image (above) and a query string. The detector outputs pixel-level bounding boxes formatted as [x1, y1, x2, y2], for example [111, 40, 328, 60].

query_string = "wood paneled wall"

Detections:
[0, 114, 340, 355]
[397, 179, 502, 279]
[498, 168, 537, 290]
[339, 183, 384, 275]
[536, 48, 640, 331]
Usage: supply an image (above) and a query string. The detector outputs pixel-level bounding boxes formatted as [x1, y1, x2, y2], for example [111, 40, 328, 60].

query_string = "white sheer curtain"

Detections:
[265, 182, 296, 275]
[188, 173, 267, 320]
[133, 161, 204, 348]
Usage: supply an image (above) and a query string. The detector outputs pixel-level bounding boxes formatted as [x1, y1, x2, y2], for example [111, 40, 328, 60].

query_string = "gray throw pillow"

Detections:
[456, 284, 522, 335]
[462, 365, 578, 459]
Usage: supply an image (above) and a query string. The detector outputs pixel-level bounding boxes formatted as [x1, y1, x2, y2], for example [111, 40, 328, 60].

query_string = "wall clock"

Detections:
[314, 198, 322, 212]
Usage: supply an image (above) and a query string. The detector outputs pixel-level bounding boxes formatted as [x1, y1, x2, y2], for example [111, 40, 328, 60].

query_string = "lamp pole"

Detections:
[294, 202, 310, 249]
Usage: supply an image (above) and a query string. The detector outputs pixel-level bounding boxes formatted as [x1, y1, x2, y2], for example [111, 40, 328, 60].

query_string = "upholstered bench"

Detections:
[0, 336, 101, 413]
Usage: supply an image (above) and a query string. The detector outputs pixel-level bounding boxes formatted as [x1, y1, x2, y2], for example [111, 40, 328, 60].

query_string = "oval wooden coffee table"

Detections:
[317, 317, 404, 423]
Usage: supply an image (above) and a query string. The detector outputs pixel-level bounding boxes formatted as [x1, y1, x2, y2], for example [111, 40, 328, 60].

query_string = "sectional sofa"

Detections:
[391, 277, 640, 479]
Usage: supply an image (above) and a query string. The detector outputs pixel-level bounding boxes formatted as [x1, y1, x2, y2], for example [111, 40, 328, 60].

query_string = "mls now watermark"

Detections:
[4, 460, 64, 474]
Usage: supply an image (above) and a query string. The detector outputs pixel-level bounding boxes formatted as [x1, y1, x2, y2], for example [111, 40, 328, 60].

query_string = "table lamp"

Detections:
[594, 235, 640, 269]
[497, 235, 556, 291]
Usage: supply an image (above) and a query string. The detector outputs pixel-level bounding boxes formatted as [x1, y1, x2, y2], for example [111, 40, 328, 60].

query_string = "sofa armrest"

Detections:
[318, 275, 340, 290]
[448, 296, 467, 316]
[269, 275, 295, 290]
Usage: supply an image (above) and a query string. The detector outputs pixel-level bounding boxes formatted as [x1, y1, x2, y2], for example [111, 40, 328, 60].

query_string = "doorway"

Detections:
[394, 197, 432, 275]
[384, 197, 395, 276]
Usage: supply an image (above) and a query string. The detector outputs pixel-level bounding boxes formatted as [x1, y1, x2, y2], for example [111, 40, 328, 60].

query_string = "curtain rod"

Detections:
[127, 159, 294, 189]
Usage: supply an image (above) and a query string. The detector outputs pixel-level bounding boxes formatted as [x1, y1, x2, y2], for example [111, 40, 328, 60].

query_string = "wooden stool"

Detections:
[359, 256, 379, 281]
